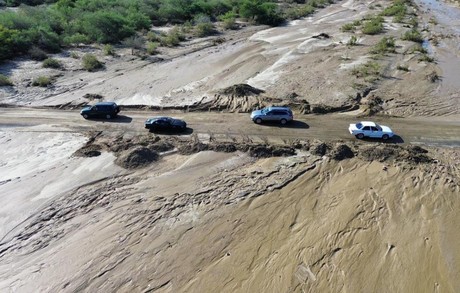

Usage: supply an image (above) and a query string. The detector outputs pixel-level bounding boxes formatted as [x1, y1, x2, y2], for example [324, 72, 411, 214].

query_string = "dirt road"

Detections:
[0, 107, 459, 147]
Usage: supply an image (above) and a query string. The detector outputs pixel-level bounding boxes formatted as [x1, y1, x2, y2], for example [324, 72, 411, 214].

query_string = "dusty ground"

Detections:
[0, 0, 460, 292]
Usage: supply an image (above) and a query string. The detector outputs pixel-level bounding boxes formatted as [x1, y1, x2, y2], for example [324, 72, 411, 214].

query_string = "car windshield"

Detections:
[376, 124, 382, 131]
[261, 108, 269, 114]
[356, 122, 363, 129]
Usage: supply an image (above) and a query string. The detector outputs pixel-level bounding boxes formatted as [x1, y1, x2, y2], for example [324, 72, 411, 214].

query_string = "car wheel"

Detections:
[280, 119, 287, 125]
[382, 134, 389, 140]
[83, 114, 88, 119]
[106, 114, 112, 119]
[356, 133, 364, 139]
[255, 118, 262, 124]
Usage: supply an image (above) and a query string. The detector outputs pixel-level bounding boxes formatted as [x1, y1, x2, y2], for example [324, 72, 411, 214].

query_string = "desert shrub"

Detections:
[42, 57, 62, 68]
[103, 44, 115, 56]
[0, 25, 20, 60]
[146, 31, 161, 42]
[351, 61, 381, 78]
[381, 3, 406, 16]
[146, 41, 159, 55]
[28, 46, 48, 61]
[160, 27, 184, 47]
[419, 54, 434, 63]
[79, 11, 136, 43]
[347, 35, 358, 46]
[426, 70, 439, 82]
[0, 74, 13, 86]
[239, 0, 285, 25]
[402, 29, 423, 43]
[195, 22, 214, 37]
[70, 51, 79, 59]
[370, 36, 396, 54]
[408, 17, 418, 28]
[63, 33, 90, 46]
[397, 64, 409, 71]
[362, 16, 384, 35]
[82, 54, 103, 71]
[32, 76, 52, 87]
[409, 44, 427, 54]
[284, 5, 315, 19]
[122, 35, 144, 54]
[341, 23, 355, 32]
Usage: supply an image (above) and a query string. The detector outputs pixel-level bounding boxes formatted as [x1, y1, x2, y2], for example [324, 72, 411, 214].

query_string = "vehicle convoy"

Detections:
[349, 121, 394, 140]
[145, 117, 187, 132]
[251, 106, 294, 125]
[80, 102, 120, 119]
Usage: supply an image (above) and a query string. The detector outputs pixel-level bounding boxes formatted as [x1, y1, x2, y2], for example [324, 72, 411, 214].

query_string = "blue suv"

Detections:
[250, 106, 293, 125]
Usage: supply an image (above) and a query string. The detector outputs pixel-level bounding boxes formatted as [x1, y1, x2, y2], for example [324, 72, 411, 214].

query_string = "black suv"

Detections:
[81, 102, 120, 119]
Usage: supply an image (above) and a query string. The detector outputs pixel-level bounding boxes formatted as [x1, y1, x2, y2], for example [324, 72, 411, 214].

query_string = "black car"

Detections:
[145, 117, 187, 132]
[81, 102, 120, 119]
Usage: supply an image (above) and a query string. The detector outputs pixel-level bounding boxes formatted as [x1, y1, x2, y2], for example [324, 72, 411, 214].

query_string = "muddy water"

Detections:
[416, 0, 460, 98]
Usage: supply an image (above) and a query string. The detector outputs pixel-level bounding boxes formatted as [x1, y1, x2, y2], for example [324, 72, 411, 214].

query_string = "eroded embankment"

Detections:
[0, 139, 458, 292]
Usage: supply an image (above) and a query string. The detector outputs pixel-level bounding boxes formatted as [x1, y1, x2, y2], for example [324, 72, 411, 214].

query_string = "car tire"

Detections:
[382, 134, 389, 140]
[106, 114, 112, 119]
[280, 119, 287, 125]
[83, 114, 88, 119]
[356, 133, 364, 139]
[255, 118, 262, 124]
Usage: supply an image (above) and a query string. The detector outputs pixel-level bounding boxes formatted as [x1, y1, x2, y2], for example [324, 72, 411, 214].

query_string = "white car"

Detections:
[349, 121, 394, 140]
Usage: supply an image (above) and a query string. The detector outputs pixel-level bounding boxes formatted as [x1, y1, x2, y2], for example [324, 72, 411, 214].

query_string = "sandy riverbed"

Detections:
[0, 0, 460, 291]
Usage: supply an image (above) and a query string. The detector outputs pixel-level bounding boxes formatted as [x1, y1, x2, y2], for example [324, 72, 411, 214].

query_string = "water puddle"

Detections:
[415, 0, 460, 95]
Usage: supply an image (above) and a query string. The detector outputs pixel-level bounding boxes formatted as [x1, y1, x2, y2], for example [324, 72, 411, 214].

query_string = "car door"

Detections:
[370, 126, 380, 138]
[362, 126, 372, 137]
[272, 111, 283, 121]
[264, 111, 274, 121]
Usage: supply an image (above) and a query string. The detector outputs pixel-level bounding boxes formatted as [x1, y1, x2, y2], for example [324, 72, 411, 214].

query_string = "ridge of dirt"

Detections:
[73, 132, 437, 170]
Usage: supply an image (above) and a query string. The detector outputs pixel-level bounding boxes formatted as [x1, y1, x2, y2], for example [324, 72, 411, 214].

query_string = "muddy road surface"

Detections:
[0, 107, 459, 147]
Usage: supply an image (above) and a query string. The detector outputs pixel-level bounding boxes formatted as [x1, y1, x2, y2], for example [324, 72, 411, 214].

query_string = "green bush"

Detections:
[284, 5, 315, 19]
[381, 3, 406, 16]
[28, 46, 48, 61]
[82, 54, 103, 71]
[402, 29, 423, 43]
[70, 51, 80, 59]
[42, 57, 62, 69]
[146, 41, 159, 55]
[239, 0, 285, 25]
[351, 61, 381, 78]
[195, 22, 214, 37]
[0, 25, 20, 60]
[160, 27, 185, 47]
[347, 35, 358, 46]
[362, 16, 384, 35]
[341, 23, 355, 32]
[103, 44, 115, 56]
[32, 76, 52, 87]
[0, 74, 13, 86]
[219, 11, 238, 29]
[370, 36, 396, 54]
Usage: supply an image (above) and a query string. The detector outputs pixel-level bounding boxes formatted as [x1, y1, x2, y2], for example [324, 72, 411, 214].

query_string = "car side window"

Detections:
[362, 126, 370, 131]
[371, 126, 378, 131]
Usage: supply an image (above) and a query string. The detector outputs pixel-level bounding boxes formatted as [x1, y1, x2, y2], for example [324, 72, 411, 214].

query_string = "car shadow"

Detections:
[360, 135, 404, 144]
[148, 127, 194, 135]
[86, 115, 133, 123]
[256, 120, 310, 129]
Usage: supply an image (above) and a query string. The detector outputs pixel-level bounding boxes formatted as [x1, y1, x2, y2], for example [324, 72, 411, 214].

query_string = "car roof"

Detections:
[267, 106, 291, 111]
[359, 121, 377, 127]
[95, 102, 117, 106]
[150, 116, 172, 120]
